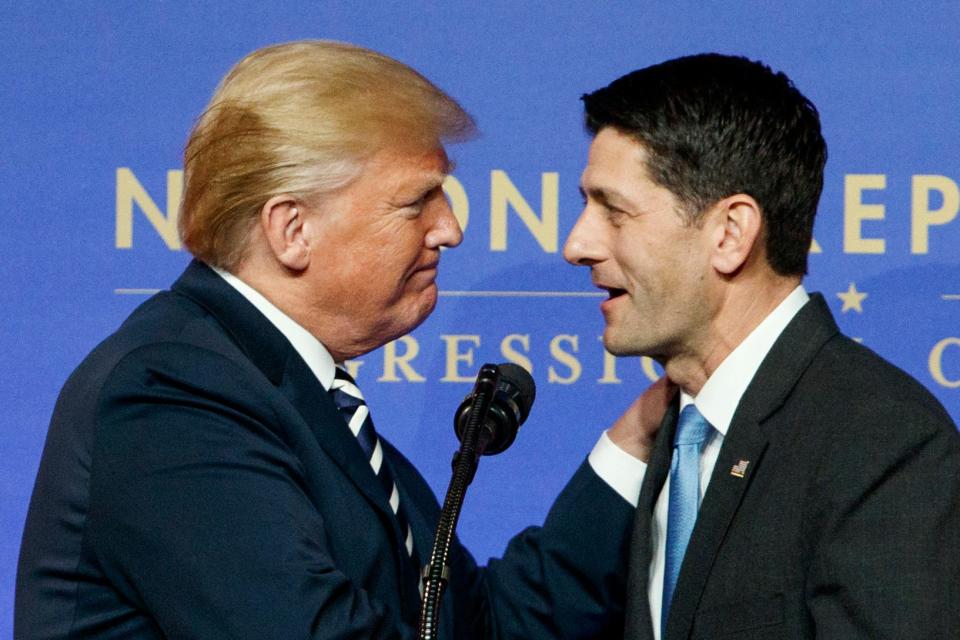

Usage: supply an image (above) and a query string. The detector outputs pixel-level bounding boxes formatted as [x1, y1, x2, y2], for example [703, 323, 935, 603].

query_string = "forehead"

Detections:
[581, 127, 650, 188]
[364, 144, 450, 192]
[580, 128, 687, 214]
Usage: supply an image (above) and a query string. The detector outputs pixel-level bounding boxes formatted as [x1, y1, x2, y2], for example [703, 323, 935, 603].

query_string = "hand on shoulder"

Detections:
[608, 376, 677, 462]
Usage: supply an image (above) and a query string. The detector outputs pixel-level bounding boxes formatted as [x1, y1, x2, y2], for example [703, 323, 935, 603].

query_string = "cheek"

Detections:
[384, 219, 424, 255]
[615, 240, 656, 290]
[618, 239, 686, 299]
[352, 234, 412, 276]
[345, 222, 430, 307]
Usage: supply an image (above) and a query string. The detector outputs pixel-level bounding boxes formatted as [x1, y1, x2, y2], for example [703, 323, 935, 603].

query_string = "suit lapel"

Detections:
[170, 261, 405, 546]
[664, 418, 769, 639]
[274, 350, 421, 613]
[624, 398, 679, 640]
[663, 294, 840, 640]
[274, 355, 403, 534]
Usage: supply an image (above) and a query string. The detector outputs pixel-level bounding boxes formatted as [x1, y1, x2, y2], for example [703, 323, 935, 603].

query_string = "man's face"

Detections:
[563, 127, 714, 361]
[302, 145, 462, 358]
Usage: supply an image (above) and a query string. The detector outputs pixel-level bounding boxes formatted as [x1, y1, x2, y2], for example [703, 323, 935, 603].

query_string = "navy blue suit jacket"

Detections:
[16, 261, 634, 639]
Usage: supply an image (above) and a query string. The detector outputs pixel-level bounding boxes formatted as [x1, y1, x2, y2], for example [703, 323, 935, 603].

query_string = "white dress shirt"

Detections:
[588, 285, 809, 639]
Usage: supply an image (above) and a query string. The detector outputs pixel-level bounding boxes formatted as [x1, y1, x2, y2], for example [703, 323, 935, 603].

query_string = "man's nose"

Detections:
[426, 195, 463, 249]
[562, 209, 600, 266]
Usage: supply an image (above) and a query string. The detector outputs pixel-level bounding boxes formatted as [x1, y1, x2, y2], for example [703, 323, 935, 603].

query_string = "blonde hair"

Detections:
[179, 40, 475, 269]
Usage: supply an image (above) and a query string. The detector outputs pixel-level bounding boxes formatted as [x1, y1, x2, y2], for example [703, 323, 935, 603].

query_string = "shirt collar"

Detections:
[213, 267, 337, 390]
[683, 285, 809, 435]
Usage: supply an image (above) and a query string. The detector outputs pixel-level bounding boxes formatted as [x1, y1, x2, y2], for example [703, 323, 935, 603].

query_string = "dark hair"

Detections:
[582, 53, 827, 276]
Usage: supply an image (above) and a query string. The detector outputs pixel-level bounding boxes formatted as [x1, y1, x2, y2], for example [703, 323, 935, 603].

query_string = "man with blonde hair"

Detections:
[17, 41, 659, 639]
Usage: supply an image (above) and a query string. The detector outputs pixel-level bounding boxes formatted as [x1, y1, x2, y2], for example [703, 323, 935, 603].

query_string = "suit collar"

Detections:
[212, 266, 336, 390]
[171, 260, 291, 385]
[729, 293, 838, 426]
[692, 285, 809, 436]
[170, 260, 412, 568]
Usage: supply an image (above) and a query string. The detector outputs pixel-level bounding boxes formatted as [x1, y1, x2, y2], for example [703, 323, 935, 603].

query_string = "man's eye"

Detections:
[605, 205, 631, 227]
[400, 194, 428, 217]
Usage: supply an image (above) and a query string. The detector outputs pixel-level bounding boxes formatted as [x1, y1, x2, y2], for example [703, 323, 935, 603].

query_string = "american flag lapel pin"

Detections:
[730, 459, 750, 478]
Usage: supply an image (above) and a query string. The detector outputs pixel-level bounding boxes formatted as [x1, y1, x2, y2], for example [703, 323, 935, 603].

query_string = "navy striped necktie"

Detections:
[329, 366, 414, 557]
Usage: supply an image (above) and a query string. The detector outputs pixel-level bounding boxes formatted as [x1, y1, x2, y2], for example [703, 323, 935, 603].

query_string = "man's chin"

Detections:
[403, 290, 439, 332]
[601, 331, 631, 357]
[420, 286, 439, 315]
[602, 329, 652, 358]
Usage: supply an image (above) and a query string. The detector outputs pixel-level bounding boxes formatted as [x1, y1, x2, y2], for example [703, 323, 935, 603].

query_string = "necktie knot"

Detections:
[674, 404, 712, 447]
[330, 367, 364, 409]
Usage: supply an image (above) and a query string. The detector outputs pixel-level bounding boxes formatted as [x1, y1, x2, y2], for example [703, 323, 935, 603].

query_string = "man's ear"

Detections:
[260, 195, 310, 271]
[707, 194, 763, 275]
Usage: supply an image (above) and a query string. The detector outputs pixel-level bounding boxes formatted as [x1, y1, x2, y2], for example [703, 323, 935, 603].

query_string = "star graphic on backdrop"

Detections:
[837, 282, 868, 313]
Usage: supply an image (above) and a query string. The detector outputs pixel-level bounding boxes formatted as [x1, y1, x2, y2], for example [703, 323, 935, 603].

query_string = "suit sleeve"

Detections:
[805, 397, 960, 639]
[485, 462, 635, 638]
[89, 343, 416, 639]
[404, 456, 634, 640]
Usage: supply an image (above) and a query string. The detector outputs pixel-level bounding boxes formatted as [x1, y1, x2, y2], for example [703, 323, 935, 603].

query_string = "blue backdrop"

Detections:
[3, 3, 959, 636]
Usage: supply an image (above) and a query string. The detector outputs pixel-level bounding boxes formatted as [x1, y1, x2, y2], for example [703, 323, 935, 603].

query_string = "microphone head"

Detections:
[496, 363, 536, 424]
[453, 363, 536, 455]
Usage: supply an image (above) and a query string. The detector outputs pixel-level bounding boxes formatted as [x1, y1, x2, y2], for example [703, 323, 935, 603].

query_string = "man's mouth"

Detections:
[599, 285, 627, 300]
[414, 261, 439, 275]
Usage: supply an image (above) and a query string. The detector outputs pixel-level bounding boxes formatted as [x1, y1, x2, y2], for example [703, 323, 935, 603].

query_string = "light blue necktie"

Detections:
[662, 404, 713, 636]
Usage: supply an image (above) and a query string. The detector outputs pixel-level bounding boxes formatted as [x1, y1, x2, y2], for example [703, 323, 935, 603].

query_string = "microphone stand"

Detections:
[417, 364, 501, 640]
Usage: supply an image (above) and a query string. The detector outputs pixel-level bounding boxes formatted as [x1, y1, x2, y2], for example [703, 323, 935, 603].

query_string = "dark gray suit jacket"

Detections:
[16, 260, 634, 639]
[624, 294, 960, 639]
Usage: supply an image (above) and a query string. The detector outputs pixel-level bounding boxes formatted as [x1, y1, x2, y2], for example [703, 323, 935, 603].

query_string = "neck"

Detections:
[664, 274, 800, 396]
[232, 257, 385, 363]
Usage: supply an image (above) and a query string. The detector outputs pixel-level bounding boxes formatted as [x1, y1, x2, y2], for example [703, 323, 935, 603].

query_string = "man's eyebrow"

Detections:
[423, 174, 447, 192]
[581, 185, 632, 209]
[396, 172, 448, 202]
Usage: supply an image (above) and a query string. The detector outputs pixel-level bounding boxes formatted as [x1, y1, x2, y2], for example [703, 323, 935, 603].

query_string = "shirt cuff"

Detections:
[587, 430, 648, 507]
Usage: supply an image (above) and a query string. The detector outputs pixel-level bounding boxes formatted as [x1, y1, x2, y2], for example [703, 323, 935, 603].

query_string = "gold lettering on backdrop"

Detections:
[911, 175, 959, 254]
[929, 337, 960, 389]
[378, 336, 425, 382]
[641, 357, 661, 383]
[353, 334, 734, 386]
[440, 335, 482, 382]
[547, 335, 581, 384]
[115, 168, 183, 249]
[113, 170, 960, 259]
[490, 170, 559, 252]
[844, 174, 887, 254]
[442, 175, 469, 233]
[500, 334, 533, 373]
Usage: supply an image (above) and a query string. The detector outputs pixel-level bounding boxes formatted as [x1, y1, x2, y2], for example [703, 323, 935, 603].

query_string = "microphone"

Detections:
[453, 363, 536, 455]
[420, 363, 536, 638]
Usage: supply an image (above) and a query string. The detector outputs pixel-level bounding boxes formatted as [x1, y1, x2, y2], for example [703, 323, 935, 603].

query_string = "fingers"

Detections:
[608, 376, 676, 462]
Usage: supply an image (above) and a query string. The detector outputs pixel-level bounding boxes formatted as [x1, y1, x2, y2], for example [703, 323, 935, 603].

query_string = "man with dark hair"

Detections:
[565, 53, 960, 639]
